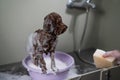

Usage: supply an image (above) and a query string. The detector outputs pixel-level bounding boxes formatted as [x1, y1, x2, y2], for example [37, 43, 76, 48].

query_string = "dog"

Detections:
[27, 12, 67, 73]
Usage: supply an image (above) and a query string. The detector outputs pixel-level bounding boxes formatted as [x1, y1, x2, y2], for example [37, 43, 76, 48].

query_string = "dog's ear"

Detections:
[54, 24, 67, 35]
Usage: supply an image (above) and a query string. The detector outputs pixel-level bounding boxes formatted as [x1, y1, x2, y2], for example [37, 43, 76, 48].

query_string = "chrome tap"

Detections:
[67, 0, 95, 9]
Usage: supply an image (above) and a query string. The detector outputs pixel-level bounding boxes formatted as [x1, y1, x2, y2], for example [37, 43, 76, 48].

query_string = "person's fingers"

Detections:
[102, 51, 113, 58]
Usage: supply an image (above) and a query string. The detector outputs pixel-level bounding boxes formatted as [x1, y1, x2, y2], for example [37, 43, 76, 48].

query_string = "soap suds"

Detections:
[28, 57, 67, 72]
[0, 72, 31, 80]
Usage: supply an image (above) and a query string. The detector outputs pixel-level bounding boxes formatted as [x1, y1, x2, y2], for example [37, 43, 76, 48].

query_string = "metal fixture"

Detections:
[67, 0, 95, 9]
[66, 0, 96, 66]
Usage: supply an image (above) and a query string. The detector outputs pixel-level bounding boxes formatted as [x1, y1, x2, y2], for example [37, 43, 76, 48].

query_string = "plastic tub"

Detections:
[22, 51, 74, 80]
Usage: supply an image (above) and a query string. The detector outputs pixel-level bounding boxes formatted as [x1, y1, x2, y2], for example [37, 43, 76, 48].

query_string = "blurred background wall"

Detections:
[0, 0, 120, 65]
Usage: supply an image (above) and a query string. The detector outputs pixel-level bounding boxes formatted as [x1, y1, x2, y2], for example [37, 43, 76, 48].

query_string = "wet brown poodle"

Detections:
[27, 12, 67, 73]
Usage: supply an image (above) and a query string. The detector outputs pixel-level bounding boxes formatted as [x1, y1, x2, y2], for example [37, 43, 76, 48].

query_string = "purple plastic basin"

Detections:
[22, 51, 74, 80]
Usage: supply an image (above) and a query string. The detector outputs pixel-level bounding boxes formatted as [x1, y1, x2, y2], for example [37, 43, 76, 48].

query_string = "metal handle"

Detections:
[67, 0, 95, 9]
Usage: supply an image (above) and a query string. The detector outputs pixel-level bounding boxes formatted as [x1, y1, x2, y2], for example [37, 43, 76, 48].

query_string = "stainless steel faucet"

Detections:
[66, 0, 96, 65]
[67, 0, 95, 9]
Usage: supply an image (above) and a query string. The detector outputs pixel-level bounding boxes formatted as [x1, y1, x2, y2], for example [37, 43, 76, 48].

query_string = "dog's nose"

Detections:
[61, 25, 67, 34]
[64, 24, 68, 30]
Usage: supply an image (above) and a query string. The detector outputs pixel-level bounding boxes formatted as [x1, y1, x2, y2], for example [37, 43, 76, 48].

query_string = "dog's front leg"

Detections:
[50, 52, 58, 72]
[39, 53, 47, 73]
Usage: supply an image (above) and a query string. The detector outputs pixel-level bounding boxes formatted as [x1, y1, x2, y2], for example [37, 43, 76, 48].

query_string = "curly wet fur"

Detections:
[27, 12, 67, 73]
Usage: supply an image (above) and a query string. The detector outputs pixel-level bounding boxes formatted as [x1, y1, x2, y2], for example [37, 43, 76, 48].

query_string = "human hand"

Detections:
[103, 50, 120, 64]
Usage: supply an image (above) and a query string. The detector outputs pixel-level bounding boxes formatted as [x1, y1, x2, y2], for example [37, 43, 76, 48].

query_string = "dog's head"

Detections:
[43, 12, 67, 35]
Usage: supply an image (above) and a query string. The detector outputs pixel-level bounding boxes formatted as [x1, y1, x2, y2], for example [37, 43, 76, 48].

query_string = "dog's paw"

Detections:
[52, 66, 59, 72]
